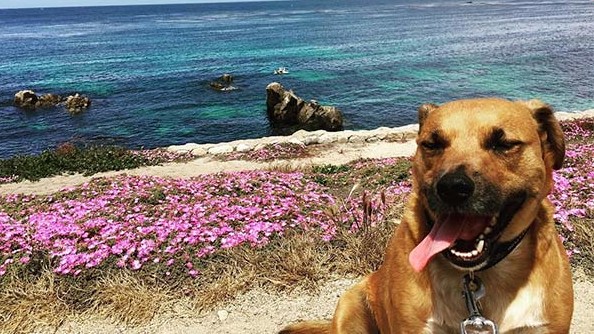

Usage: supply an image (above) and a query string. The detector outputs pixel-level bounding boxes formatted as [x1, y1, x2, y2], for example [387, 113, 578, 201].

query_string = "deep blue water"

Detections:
[1, 0, 593, 159]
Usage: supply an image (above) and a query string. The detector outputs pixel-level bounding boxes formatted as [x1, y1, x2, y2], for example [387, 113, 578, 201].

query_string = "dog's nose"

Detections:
[436, 171, 475, 206]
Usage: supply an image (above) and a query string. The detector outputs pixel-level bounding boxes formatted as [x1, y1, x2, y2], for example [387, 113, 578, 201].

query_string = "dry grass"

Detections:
[0, 272, 69, 333]
[572, 217, 594, 277]
[91, 272, 173, 325]
[190, 219, 395, 311]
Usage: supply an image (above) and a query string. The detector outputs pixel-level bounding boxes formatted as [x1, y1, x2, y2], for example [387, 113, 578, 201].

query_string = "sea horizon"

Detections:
[1, 0, 593, 159]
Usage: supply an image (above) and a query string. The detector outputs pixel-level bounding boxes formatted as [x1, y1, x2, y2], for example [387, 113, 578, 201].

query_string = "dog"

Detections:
[280, 98, 574, 333]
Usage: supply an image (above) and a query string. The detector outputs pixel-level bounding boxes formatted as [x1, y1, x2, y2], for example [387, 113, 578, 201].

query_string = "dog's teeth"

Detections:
[484, 227, 493, 235]
[477, 239, 485, 253]
[479, 234, 485, 240]
[490, 218, 497, 227]
[471, 250, 479, 256]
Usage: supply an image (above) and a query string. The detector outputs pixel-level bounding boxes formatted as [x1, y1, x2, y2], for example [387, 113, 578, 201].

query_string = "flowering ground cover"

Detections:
[0, 118, 591, 331]
[219, 142, 312, 162]
[0, 160, 411, 278]
[551, 118, 594, 267]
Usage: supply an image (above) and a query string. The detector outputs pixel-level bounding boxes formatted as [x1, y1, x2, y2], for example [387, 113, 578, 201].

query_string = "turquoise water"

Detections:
[0, 0, 593, 158]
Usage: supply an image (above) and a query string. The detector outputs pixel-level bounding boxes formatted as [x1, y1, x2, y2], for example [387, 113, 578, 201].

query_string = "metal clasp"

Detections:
[460, 273, 498, 334]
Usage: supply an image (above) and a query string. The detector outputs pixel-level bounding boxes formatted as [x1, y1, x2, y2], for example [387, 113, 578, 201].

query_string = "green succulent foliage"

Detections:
[0, 144, 152, 182]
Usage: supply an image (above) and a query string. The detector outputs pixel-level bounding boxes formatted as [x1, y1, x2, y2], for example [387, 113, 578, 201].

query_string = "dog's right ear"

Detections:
[520, 99, 565, 170]
[418, 103, 439, 130]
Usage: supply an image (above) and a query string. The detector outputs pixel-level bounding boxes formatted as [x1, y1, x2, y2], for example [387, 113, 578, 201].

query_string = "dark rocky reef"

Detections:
[14, 90, 91, 114]
[209, 73, 237, 91]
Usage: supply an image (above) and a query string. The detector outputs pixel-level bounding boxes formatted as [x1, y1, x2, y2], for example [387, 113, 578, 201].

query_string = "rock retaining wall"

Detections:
[167, 124, 419, 156]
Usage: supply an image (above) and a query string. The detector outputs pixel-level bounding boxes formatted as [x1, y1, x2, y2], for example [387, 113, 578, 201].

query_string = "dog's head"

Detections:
[408, 98, 565, 272]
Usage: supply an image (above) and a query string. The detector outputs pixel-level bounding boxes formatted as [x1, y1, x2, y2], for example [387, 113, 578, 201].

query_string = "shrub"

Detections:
[0, 143, 193, 183]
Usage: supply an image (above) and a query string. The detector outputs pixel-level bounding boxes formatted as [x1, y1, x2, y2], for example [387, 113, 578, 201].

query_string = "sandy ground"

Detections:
[2, 123, 592, 333]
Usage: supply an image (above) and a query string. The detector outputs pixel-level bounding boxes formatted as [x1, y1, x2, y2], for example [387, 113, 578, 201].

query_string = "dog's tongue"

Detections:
[409, 216, 466, 272]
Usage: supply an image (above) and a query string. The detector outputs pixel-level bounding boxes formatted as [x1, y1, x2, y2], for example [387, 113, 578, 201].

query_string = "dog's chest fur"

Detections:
[423, 260, 547, 333]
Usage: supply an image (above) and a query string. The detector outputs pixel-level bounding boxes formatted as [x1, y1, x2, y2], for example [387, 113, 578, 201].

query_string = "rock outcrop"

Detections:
[65, 93, 91, 114]
[13, 90, 91, 114]
[209, 73, 237, 91]
[266, 82, 343, 132]
[37, 93, 63, 108]
[13, 90, 39, 110]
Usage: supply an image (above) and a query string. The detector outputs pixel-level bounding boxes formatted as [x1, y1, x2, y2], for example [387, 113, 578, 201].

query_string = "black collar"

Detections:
[475, 227, 530, 272]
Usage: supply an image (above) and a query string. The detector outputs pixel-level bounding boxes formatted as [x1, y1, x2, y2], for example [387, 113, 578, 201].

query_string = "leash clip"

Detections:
[460, 273, 498, 334]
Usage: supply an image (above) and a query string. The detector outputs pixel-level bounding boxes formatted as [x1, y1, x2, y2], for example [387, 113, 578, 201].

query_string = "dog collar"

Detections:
[476, 227, 530, 272]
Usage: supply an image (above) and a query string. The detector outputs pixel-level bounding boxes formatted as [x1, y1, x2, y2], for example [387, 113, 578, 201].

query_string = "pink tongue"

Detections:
[409, 216, 465, 272]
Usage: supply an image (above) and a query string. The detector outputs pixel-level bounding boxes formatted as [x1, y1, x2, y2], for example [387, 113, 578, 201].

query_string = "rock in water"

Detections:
[14, 90, 39, 110]
[209, 73, 237, 91]
[65, 93, 91, 114]
[36, 93, 63, 108]
[265, 82, 343, 132]
[14, 90, 91, 114]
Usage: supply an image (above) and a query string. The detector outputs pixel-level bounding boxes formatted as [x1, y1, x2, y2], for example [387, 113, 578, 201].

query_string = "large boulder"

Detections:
[266, 82, 343, 131]
[14, 90, 39, 110]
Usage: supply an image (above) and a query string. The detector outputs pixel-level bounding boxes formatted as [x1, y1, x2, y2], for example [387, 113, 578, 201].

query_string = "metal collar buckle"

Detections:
[460, 273, 498, 334]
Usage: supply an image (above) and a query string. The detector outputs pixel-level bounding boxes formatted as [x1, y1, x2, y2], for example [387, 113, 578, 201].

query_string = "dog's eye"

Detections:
[490, 139, 523, 152]
[421, 131, 447, 152]
[486, 128, 523, 153]
[421, 141, 443, 151]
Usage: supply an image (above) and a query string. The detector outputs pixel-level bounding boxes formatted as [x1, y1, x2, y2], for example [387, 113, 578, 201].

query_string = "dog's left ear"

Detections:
[418, 103, 439, 131]
[520, 99, 565, 170]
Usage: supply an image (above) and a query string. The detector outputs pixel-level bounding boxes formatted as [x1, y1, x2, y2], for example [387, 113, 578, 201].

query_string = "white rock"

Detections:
[348, 134, 366, 143]
[208, 145, 234, 155]
[217, 310, 229, 322]
[254, 143, 268, 151]
[302, 136, 320, 145]
[286, 137, 305, 146]
[190, 147, 208, 157]
[291, 129, 311, 139]
[318, 133, 340, 144]
[167, 143, 201, 153]
[236, 143, 255, 152]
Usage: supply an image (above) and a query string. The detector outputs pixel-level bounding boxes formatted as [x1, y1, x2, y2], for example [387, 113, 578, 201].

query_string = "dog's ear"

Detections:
[418, 103, 439, 130]
[520, 99, 565, 170]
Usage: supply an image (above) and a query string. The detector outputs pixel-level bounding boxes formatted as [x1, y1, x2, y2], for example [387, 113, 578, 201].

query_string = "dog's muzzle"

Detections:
[409, 170, 528, 272]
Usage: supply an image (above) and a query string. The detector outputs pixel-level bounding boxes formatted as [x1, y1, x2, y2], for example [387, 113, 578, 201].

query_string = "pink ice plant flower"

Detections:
[0, 171, 344, 276]
[0, 162, 414, 276]
[549, 144, 594, 231]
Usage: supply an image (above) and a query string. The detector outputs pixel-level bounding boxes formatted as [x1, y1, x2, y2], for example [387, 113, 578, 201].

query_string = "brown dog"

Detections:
[280, 98, 574, 333]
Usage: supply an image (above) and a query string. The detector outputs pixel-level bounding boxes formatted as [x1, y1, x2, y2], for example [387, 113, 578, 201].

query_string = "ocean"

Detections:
[1, 0, 593, 159]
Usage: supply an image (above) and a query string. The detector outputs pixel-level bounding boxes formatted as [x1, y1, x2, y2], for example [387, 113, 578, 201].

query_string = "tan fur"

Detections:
[280, 98, 574, 334]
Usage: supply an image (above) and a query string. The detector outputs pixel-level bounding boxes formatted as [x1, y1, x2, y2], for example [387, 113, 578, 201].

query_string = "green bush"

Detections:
[0, 144, 156, 182]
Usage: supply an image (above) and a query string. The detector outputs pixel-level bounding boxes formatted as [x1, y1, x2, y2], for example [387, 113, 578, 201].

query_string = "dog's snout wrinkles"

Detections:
[436, 171, 475, 206]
